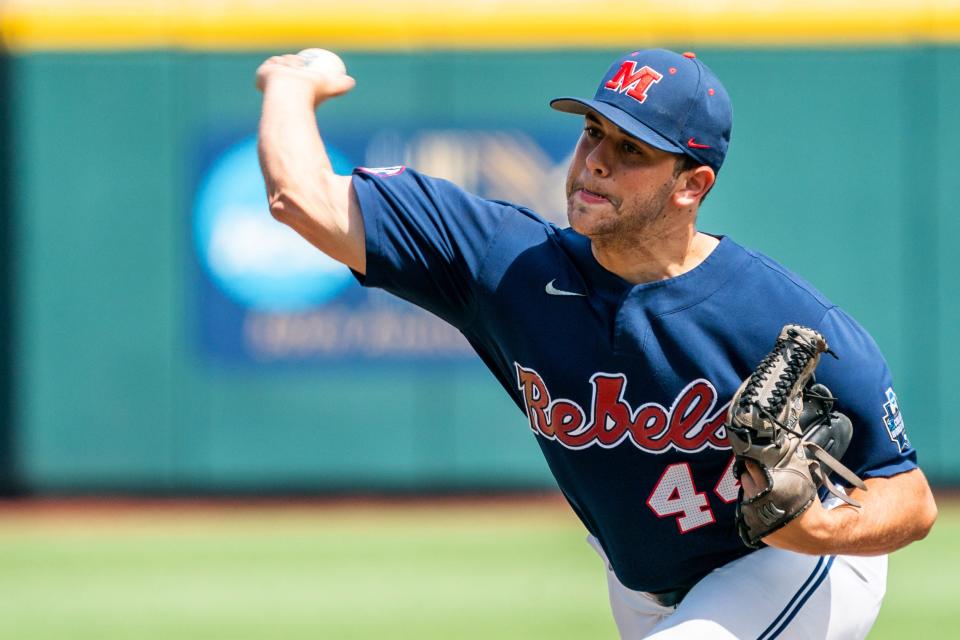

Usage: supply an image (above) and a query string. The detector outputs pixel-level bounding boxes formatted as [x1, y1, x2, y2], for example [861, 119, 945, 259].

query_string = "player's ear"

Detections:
[674, 166, 715, 208]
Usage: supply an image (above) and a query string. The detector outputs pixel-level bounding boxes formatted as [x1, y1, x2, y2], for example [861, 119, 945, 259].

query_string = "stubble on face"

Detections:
[565, 171, 678, 246]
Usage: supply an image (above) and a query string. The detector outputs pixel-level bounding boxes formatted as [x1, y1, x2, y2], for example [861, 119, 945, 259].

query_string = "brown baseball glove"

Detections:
[726, 324, 868, 548]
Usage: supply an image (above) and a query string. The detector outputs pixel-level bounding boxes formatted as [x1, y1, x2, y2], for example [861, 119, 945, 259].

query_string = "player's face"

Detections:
[565, 112, 681, 238]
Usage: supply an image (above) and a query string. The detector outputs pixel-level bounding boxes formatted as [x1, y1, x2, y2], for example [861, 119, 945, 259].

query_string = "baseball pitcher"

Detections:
[254, 48, 937, 639]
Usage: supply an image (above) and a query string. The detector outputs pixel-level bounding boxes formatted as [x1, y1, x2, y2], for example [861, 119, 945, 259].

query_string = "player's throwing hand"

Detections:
[255, 50, 355, 106]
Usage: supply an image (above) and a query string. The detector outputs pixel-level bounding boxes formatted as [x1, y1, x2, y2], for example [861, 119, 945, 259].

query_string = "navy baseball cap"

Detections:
[551, 49, 732, 172]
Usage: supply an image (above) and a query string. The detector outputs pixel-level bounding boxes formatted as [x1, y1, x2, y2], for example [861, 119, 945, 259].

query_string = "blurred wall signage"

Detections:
[191, 130, 570, 364]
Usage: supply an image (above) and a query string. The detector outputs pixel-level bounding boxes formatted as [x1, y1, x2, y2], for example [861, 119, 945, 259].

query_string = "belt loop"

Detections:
[647, 586, 690, 608]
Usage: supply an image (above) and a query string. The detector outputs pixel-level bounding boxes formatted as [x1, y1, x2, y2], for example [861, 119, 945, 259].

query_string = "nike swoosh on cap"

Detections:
[687, 137, 712, 149]
[545, 279, 585, 297]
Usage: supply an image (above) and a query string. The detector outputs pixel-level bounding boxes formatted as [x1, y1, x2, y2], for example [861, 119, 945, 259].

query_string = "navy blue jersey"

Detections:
[351, 167, 917, 593]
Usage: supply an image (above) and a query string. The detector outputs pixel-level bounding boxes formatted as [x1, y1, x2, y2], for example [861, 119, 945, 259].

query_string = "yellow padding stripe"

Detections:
[3, 0, 960, 51]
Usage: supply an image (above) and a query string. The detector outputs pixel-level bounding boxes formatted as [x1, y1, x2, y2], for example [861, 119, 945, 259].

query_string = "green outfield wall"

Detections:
[0, 45, 15, 495]
[6, 47, 959, 493]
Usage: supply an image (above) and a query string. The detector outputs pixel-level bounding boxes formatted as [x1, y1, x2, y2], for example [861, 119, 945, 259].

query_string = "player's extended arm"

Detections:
[255, 53, 366, 274]
[742, 464, 938, 555]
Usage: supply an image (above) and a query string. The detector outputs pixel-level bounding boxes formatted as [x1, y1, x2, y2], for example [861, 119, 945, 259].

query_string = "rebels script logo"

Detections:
[515, 364, 731, 453]
[604, 61, 664, 103]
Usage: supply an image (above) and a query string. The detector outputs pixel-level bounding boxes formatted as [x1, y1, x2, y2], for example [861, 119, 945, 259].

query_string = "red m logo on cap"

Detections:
[604, 62, 663, 103]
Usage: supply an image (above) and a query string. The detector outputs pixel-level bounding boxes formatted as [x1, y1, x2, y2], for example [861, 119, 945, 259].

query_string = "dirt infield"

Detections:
[0, 489, 955, 542]
[0, 491, 580, 531]
[3, 487, 957, 511]
[0, 491, 570, 512]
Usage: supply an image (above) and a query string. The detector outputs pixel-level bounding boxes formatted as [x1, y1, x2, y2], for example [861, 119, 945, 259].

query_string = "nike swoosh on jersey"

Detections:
[545, 279, 585, 297]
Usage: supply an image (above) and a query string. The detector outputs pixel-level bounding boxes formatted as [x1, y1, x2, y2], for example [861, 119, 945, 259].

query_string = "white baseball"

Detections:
[296, 48, 347, 75]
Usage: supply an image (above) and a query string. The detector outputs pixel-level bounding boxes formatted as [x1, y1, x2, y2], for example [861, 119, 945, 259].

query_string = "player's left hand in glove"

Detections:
[725, 324, 868, 548]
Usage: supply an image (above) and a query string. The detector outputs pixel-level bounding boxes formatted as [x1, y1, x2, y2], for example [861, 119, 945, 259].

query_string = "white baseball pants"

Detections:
[588, 536, 886, 639]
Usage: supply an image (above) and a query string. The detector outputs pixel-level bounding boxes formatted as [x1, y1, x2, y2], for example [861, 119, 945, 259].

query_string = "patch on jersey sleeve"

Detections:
[881, 387, 909, 453]
[357, 166, 406, 177]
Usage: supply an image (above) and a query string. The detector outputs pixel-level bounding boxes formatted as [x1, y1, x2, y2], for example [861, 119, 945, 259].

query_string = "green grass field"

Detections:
[0, 496, 955, 639]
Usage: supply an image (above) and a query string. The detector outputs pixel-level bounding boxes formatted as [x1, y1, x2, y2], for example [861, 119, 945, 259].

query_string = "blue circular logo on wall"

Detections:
[193, 135, 356, 311]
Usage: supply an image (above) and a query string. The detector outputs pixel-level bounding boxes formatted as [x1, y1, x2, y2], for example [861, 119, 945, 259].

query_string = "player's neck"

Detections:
[590, 227, 720, 286]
